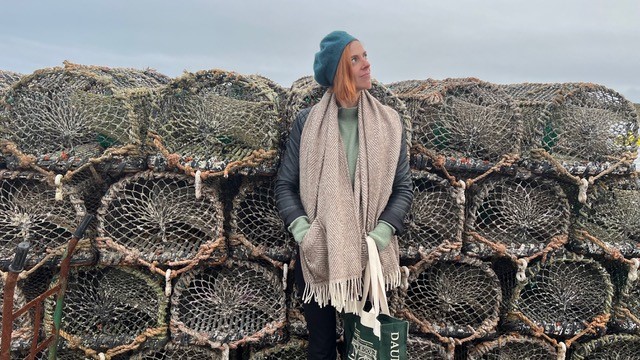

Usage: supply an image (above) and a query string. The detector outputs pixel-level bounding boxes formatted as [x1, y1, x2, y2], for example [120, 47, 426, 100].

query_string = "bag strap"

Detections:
[363, 236, 390, 315]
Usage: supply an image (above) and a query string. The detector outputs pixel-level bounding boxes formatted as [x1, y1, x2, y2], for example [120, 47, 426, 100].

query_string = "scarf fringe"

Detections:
[384, 268, 402, 291]
[302, 268, 402, 313]
[302, 277, 363, 313]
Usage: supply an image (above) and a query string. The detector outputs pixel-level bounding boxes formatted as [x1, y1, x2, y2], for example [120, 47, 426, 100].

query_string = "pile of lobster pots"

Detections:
[1, 63, 639, 359]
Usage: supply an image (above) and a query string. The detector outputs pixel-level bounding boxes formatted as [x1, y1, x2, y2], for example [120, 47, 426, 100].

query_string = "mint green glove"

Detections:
[288, 216, 311, 244]
[368, 221, 395, 250]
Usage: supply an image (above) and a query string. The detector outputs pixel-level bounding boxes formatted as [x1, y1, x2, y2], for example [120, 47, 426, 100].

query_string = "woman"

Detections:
[275, 30, 413, 360]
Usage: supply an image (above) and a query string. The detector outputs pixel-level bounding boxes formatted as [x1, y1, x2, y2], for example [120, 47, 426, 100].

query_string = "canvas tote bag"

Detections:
[343, 236, 408, 360]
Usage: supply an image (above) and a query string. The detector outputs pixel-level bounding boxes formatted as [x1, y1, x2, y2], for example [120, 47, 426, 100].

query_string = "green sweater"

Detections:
[288, 107, 395, 249]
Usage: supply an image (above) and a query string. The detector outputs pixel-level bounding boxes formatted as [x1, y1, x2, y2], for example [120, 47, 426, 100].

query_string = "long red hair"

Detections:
[332, 43, 359, 107]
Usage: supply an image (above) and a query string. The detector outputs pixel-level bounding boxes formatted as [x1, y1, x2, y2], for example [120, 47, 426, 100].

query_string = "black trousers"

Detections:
[295, 249, 338, 360]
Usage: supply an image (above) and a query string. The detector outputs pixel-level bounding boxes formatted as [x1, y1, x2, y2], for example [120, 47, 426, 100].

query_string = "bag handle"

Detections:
[357, 236, 391, 337]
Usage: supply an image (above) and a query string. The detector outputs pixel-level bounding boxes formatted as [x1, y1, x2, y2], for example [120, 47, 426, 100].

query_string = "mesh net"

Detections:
[0, 170, 87, 268]
[249, 339, 309, 360]
[466, 334, 556, 360]
[130, 343, 227, 360]
[572, 334, 640, 359]
[396, 257, 500, 339]
[465, 175, 570, 258]
[613, 260, 640, 333]
[400, 171, 464, 260]
[406, 336, 451, 360]
[572, 175, 640, 258]
[1, 63, 168, 167]
[229, 176, 294, 263]
[388, 78, 520, 164]
[170, 260, 286, 349]
[0, 71, 22, 166]
[96, 171, 225, 266]
[0, 272, 32, 351]
[151, 69, 282, 172]
[284, 76, 412, 148]
[508, 256, 613, 336]
[43, 265, 167, 354]
[503, 82, 639, 166]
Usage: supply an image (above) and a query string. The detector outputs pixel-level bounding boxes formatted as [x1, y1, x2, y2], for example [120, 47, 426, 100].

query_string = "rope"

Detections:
[464, 153, 520, 188]
[54, 174, 63, 201]
[165, 269, 172, 297]
[195, 170, 202, 199]
[228, 234, 286, 270]
[148, 131, 277, 180]
[509, 311, 557, 346]
[516, 259, 528, 282]
[282, 263, 288, 291]
[556, 342, 567, 360]
[629, 258, 640, 282]
[563, 313, 610, 348]
[576, 230, 633, 266]
[410, 144, 461, 187]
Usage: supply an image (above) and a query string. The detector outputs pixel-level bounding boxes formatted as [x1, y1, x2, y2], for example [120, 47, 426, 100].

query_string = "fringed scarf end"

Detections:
[302, 277, 363, 313]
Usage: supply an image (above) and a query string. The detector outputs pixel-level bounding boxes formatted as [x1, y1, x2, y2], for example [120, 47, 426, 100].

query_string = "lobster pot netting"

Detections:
[544, 83, 638, 164]
[400, 171, 464, 260]
[151, 70, 282, 172]
[170, 261, 286, 349]
[571, 175, 640, 258]
[1, 63, 168, 165]
[97, 171, 225, 265]
[505, 83, 639, 166]
[406, 336, 451, 360]
[396, 257, 501, 339]
[508, 257, 613, 336]
[130, 343, 228, 360]
[500, 83, 565, 156]
[465, 175, 570, 258]
[0, 71, 22, 165]
[284, 76, 412, 147]
[0, 272, 32, 351]
[571, 334, 640, 360]
[249, 339, 309, 360]
[387, 78, 520, 165]
[466, 334, 556, 360]
[229, 176, 294, 263]
[44, 266, 167, 353]
[0, 170, 88, 268]
[614, 262, 640, 333]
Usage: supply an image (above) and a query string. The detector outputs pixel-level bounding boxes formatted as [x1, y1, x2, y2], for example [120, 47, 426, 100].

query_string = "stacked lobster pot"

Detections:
[0, 71, 22, 169]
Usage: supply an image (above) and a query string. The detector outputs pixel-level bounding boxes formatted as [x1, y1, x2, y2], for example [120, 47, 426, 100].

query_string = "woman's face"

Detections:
[348, 41, 372, 91]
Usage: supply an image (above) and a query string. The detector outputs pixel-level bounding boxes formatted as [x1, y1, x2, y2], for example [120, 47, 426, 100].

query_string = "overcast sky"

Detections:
[1, 0, 638, 102]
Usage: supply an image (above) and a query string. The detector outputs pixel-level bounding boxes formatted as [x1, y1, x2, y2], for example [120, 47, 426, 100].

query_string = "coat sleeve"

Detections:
[378, 125, 413, 235]
[274, 108, 311, 228]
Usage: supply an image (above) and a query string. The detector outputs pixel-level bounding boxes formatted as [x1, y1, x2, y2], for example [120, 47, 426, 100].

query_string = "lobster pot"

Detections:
[400, 171, 464, 260]
[467, 334, 556, 360]
[151, 70, 283, 173]
[130, 343, 229, 360]
[572, 334, 640, 360]
[613, 263, 640, 333]
[229, 176, 294, 262]
[31, 348, 130, 360]
[43, 266, 168, 354]
[249, 339, 310, 360]
[97, 171, 225, 266]
[395, 257, 500, 339]
[505, 83, 639, 169]
[1, 62, 168, 168]
[406, 336, 451, 360]
[388, 78, 520, 167]
[0, 70, 22, 167]
[284, 76, 411, 144]
[170, 260, 286, 349]
[571, 175, 640, 258]
[508, 256, 613, 336]
[465, 174, 570, 258]
[0, 170, 90, 268]
[501, 83, 565, 157]
[0, 273, 32, 351]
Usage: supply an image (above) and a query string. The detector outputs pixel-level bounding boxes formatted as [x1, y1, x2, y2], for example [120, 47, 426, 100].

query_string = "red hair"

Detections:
[332, 43, 359, 107]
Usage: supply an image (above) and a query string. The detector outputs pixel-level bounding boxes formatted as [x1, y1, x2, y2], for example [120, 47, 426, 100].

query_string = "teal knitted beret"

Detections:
[313, 30, 357, 87]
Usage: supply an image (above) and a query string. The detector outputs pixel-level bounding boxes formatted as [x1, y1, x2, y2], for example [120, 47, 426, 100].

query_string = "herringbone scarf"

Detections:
[299, 89, 402, 313]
